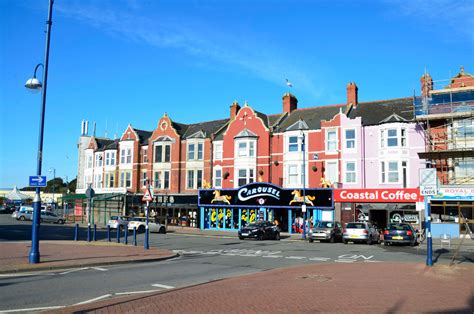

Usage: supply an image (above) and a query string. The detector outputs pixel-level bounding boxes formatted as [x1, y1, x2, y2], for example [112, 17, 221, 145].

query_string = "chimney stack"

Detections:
[282, 93, 298, 113]
[421, 73, 433, 97]
[230, 101, 241, 119]
[346, 82, 358, 108]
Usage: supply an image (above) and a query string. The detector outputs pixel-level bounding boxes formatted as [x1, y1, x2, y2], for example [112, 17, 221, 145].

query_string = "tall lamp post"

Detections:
[49, 167, 56, 207]
[25, 0, 54, 264]
[299, 129, 307, 239]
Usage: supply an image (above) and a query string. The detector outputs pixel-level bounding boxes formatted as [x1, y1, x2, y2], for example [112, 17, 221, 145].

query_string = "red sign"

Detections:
[142, 188, 153, 202]
[334, 188, 423, 203]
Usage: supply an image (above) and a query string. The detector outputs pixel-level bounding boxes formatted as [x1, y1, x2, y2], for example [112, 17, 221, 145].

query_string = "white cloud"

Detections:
[54, 1, 324, 99]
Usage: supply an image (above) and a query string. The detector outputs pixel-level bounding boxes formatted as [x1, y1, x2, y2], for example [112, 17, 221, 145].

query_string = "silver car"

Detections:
[15, 207, 34, 221]
[107, 216, 130, 230]
[128, 217, 166, 234]
[343, 222, 380, 245]
[40, 211, 65, 224]
[308, 221, 343, 243]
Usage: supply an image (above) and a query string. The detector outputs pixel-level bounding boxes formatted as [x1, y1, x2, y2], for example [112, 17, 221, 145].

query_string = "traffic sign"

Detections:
[419, 168, 438, 196]
[29, 176, 47, 187]
[420, 186, 437, 196]
[142, 188, 153, 202]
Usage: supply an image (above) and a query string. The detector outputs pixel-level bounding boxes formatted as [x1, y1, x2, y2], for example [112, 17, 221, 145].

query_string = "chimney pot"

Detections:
[282, 93, 298, 113]
[230, 101, 241, 119]
[346, 82, 358, 108]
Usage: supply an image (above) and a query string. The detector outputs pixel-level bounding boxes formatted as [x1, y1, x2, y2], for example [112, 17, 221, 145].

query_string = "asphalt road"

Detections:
[0, 215, 472, 312]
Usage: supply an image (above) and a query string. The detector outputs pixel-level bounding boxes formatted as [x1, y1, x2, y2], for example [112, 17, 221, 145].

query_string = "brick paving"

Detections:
[0, 241, 176, 273]
[54, 262, 474, 314]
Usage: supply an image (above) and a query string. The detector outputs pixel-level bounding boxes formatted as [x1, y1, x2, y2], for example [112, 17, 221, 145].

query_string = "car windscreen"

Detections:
[110, 216, 119, 220]
[316, 221, 333, 228]
[246, 223, 263, 228]
[346, 223, 366, 229]
[388, 224, 411, 231]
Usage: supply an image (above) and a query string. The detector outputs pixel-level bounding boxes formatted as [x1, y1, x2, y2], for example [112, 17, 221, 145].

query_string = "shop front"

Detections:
[430, 186, 474, 238]
[198, 182, 334, 233]
[334, 188, 424, 230]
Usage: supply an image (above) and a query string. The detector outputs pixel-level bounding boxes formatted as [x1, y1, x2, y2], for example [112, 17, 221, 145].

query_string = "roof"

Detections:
[182, 119, 228, 140]
[135, 129, 152, 145]
[95, 138, 116, 151]
[348, 97, 414, 126]
[277, 104, 346, 131]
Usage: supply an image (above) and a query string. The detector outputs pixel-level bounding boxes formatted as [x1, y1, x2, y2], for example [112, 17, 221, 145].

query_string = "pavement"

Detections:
[1, 226, 473, 313]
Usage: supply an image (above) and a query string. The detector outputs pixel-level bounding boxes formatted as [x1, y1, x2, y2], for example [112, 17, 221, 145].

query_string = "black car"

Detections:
[383, 223, 418, 246]
[0, 205, 16, 214]
[238, 221, 280, 240]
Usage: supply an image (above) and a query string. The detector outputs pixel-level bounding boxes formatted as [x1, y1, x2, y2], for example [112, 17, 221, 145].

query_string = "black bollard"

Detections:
[74, 224, 79, 241]
[93, 224, 97, 241]
[133, 227, 137, 246]
[116, 226, 120, 243]
[107, 225, 111, 242]
[124, 227, 128, 245]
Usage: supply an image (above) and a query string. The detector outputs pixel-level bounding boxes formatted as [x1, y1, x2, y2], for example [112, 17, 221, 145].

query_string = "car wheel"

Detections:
[410, 239, 416, 247]
[309, 238, 314, 243]
[239, 236, 244, 240]
[275, 232, 280, 241]
[58, 219, 64, 224]
[138, 225, 145, 233]
[367, 237, 372, 245]
[329, 236, 335, 243]
[19, 216, 25, 221]
[159, 227, 166, 234]
[343, 239, 348, 244]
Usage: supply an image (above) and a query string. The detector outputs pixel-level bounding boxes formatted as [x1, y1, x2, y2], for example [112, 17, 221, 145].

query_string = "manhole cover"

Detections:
[298, 274, 332, 282]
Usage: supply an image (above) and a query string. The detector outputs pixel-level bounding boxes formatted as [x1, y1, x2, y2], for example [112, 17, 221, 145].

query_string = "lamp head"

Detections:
[25, 77, 43, 93]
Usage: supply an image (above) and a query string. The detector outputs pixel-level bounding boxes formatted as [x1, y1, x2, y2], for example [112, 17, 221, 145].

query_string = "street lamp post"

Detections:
[49, 167, 55, 207]
[299, 130, 307, 239]
[25, 0, 54, 264]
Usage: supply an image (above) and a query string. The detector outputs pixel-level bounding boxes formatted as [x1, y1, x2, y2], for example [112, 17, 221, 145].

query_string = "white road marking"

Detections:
[0, 306, 66, 313]
[238, 254, 258, 257]
[151, 284, 175, 289]
[285, 256, 306, 260]
[262, 255, 283, 258]
[91, 267, 108, 271]
[201, 251, 219, 255]
[0, 272, 55, 278]
[60, 267, 89, 275]
[73, 294, 112, 305]
[309, 257, 331, 261]
[338, 254, 373, 260]
[364, 260, 380, 263]
[221, 253, 238, 256]
[334, 259, 355, 263]
[115, 290, 161, 295]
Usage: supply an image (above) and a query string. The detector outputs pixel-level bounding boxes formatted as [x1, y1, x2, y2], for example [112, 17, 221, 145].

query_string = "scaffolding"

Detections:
[414, 74, 474, 185]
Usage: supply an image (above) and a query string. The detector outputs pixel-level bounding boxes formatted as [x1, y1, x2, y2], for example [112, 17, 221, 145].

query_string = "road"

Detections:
[0, 215, 472, 312]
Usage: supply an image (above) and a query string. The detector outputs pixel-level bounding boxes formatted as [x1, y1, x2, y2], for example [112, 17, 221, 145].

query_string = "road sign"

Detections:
[29, 176, 47, 187]
[142, 188, 153, 202]
[419, 168, 438, 196]
[85, 186, 95, 198]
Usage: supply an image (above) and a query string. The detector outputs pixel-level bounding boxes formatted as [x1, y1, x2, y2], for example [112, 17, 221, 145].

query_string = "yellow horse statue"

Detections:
[289, 190, 316, 206]
[320, 177, 332, 188]
[211, 190, 232, 205]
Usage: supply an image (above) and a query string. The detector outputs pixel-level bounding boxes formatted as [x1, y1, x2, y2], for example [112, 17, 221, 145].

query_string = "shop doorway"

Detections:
[273, 208, 289, 232]
[369, 210, 387, 230]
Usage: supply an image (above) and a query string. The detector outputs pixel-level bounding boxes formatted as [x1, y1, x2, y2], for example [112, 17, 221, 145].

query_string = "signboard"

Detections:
[333, 188, 423, 203]
[419, 168, 438, 195]
[29, 176, 47, 187]
[431, 186, 474, 201]
[199, 182, 333, 208]
[85, 186, 95, 198]
[142, 188, 153, 202]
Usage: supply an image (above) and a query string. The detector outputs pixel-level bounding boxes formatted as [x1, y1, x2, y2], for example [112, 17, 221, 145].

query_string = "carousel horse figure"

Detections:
[289, 190, 316, 206]
[211, 190, 232, 205]
[320, 177, 332, 188]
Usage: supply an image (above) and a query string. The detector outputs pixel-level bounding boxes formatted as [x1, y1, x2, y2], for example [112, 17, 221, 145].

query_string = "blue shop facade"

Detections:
[198, 182, 334, 233]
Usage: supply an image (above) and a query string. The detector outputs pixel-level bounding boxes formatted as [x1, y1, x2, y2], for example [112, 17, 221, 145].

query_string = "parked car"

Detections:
[0, 205, 16, 214]
[383, 223, 418, 246]
[15, 206, 34, 221]
[308, 221, 343, 243]
[127, 217, 166, 234]
[107, 216, 130, 230]
[238, 221, 280, 240]
[40, 211, 65, 224]
[343, 222, 380, 245]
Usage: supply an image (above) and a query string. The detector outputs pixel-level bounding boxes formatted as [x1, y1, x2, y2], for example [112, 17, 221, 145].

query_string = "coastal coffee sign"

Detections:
[334, 188, 423, 203]
[199, 182, 333, 208]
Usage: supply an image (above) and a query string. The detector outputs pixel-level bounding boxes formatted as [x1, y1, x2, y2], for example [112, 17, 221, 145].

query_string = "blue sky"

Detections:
[1, 0, 473, 189]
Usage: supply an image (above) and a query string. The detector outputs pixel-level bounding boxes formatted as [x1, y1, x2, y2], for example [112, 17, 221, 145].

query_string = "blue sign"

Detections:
[29, 176, 47, 187]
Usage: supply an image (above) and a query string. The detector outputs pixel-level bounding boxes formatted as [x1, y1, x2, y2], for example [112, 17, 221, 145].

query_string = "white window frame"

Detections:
[142, 148, 148, 163]
[287, 164, 299, 186]
[214, 167, 222, 188]
[86, 154, 93, 169]
[380, 127, 407, 148]
[381, 161, 400, 183]
[105, 172, 115, 188]
[95, 153, 103, 168]
[188, 144, 195, 161]
[344, 129, 356, 150]
[141, 172, 147, 187]
[288, 136, 299, 152]
[214, 142, 223, 160]
[326, 129, 338, 152]
[235, 139, 256, 158]
[120, 171, 132, 188]
[186, 169, 203, 189]
[325, 161, 338, 185]
[236, 168, 255, 187]
[344, 161, 357, 183]
[154, 143, 171, 163]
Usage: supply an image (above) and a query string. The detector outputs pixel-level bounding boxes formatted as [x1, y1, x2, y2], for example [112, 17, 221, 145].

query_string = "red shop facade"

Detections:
[334, 188, 424, 230]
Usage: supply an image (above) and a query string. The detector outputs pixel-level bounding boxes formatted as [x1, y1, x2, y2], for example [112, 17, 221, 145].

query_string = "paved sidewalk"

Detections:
[53, 262, 474, 314]
[0, 241, 176, 273]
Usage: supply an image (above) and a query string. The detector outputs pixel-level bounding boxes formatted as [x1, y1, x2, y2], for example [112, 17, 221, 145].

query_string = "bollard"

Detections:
[144, 226, 149, 250]
[124, 227, 128, 245]
[133, 227, 137, 246]
[93, 224, 97, 241]
[116, 226, 120, 243]
[87, 223, 91, 242]
[74, 224, 79, 241]
[107, 225, 111, 242]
